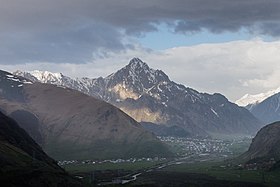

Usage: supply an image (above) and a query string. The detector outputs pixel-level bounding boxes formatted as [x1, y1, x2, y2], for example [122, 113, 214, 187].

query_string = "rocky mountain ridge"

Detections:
[14, 58, 263, 137]
[236, 87, 280, 124]
[235, 87, 280, 109]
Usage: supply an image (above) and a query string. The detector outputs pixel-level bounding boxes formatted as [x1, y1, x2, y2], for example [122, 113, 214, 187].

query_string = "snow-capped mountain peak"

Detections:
[125, 58, 156, 79]
[236, 87, 280, 107]
[106, 58, 170, 93]
[128, 57, 149, 69]
[14, 70, 63, 84]
[31, 70, 62, 82]
[14, 70, 99, 96]
[32, 70, 62, 80]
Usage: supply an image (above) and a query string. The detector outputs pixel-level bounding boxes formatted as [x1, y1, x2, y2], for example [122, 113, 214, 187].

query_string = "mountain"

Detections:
[0, 111, 81, 186]
[236, 87, 280, 124]
[0, 70, 171, 160]
[13, 70, 103, 98]
[235, 87, 280, 109]
[249, 92, 280, 124]
[239, 121, 280, 163]
[15, 58, 263, 137]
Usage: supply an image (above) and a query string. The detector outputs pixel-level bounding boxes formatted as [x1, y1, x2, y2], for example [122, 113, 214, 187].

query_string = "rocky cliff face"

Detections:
[0, 70, 171, 160]
[15, 58, 263, 137]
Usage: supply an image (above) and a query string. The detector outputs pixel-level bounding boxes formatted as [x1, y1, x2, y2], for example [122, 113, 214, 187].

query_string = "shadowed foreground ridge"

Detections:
[240, 121, 280, 163]
[0, 111, 82, 187]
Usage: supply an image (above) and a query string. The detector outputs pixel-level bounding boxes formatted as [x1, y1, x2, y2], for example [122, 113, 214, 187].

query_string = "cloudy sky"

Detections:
[1, 0, 280, 101]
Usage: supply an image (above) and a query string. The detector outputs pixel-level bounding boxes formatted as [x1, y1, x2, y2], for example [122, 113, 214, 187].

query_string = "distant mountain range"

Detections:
[0, 111, 81, 186]
[15, 58, 263, 137]
[236, 88, 280, 124]
[236, 87, 280, 109]
[249, 92, 280, 124]
[0, 70, 171, 160]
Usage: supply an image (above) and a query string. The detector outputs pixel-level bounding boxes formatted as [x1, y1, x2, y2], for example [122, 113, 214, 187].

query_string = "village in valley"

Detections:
[58, 136, 253, 168]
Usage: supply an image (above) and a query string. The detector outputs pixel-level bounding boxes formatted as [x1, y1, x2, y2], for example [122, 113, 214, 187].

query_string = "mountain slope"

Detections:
[239, 121, 280, 163]
[0, 111, 81, 186]
[0, 70, 171, 160]
[15, 58, 263, 137]
[24, 83, 171, 160]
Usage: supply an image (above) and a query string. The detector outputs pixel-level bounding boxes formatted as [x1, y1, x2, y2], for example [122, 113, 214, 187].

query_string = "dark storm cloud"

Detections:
[0, 22, 129, 64]
[0, 0, 280, 64]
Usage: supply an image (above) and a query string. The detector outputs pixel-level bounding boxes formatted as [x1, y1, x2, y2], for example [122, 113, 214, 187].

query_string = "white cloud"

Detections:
[1, 39, 280, 102]
[144, 39, 280, 101]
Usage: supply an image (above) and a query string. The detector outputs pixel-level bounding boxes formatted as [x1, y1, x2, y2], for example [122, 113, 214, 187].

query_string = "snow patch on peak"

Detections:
[4, 72, 33, 85]
[211, 108, 219, 117]
[236, 87, 280, 107]
[6, 74, 15, 78]
[31, 70, 62, 81]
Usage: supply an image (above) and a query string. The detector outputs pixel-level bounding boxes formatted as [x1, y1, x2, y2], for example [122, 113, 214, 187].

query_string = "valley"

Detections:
[60, 122, 280, 186]
[59, 136, 251, 168]
[60, 136, 263, 186]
